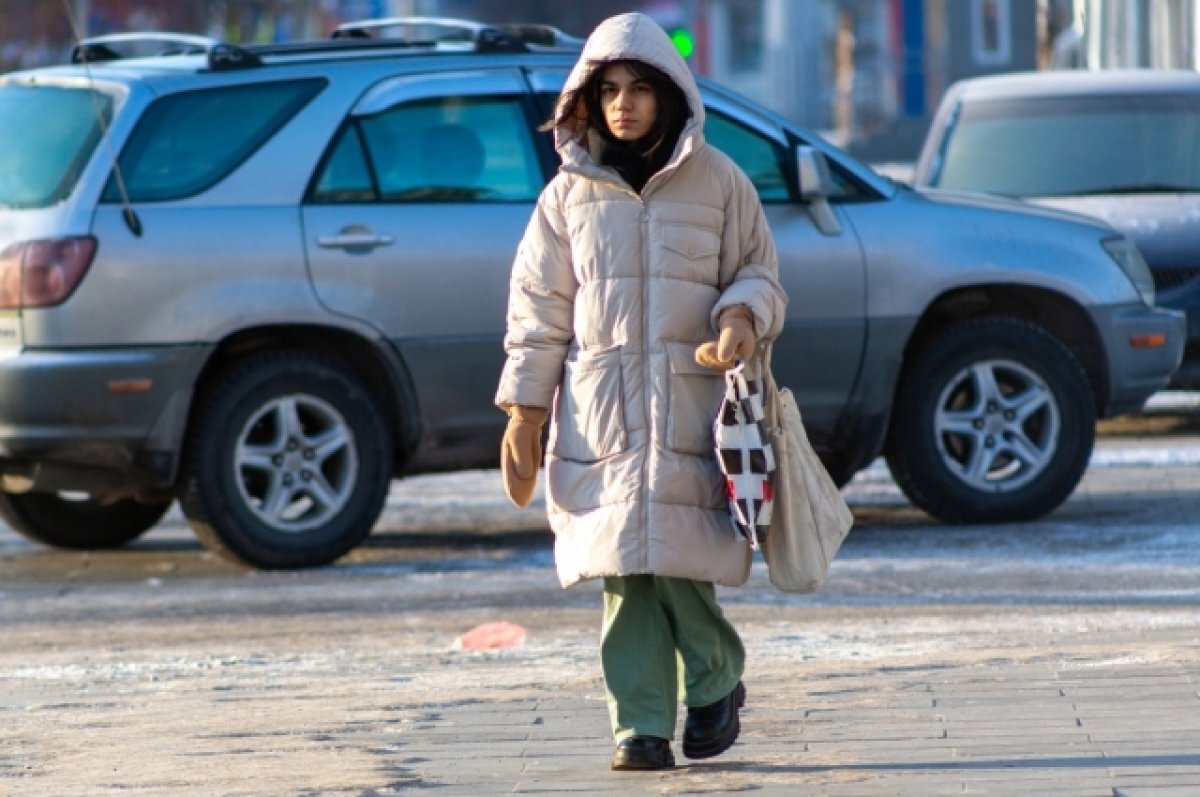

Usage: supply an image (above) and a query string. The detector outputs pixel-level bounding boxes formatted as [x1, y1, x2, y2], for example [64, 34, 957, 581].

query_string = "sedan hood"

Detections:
[1027, 194, 1200, 268]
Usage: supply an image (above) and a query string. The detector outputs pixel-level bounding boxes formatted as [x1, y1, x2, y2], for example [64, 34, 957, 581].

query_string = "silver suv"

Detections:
[0, 20, 1185, 569]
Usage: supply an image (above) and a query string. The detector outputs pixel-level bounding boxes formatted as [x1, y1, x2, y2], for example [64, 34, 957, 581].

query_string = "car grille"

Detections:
[1154, 267, 1200, 293]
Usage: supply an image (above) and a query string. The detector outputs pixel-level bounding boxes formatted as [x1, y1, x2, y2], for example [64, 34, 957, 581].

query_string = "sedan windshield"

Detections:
[0, 83, 114, 209]
[931, 92, 1200, 197]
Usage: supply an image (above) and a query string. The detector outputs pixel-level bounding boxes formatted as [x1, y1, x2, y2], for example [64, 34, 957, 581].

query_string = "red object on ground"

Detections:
[453, 621, 528, 650]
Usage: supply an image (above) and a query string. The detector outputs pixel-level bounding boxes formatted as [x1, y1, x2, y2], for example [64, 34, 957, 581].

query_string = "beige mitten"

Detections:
[695, 305, 757, 371]
[500, 405, 549, 507]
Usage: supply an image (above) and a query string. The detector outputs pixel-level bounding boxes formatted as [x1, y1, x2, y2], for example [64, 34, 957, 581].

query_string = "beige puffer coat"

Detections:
[495, 12, 787, 588]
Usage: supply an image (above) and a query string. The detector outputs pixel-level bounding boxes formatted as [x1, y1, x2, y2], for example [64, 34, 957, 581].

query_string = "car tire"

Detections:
[180, 351, 393, 569]
[885, 318, 1095, 524]
[0, 491, 171, 549]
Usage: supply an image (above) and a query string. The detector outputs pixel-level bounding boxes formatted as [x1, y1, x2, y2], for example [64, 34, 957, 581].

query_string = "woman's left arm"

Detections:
[711, 168, 788, 342]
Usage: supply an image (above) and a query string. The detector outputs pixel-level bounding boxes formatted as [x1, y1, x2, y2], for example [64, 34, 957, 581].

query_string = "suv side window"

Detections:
[704, 111, 790, 201]
[310, 97, 542, 203]
[102, 79, 324, 203]
[706, 110, 868, 203]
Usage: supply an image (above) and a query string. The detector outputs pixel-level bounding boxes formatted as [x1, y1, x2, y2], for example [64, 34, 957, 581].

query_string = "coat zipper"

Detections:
[638, 194, 651, 573]
[632, 159, 688, 573]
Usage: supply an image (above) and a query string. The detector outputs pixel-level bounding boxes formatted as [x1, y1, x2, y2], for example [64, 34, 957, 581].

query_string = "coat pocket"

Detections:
[553, 345, 627, 463]
[665, 341, 726, 456]
[660, 223, 721, 282]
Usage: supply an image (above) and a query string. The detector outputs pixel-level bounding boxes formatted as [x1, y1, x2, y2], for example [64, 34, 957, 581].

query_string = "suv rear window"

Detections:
[102, 79, 324, 203]
[0, 83, 114, 209]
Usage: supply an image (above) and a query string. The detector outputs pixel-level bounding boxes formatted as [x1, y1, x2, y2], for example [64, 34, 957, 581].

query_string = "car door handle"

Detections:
[317, 233, 395, 249]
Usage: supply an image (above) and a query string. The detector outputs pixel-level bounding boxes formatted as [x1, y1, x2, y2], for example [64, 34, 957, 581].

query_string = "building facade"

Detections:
[1054, 0, 1199, 69]
[693, 0, 1039, 158]
[3, 0, 1195, 160]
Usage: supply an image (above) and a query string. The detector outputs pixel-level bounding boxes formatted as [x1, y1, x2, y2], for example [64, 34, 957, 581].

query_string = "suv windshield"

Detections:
[0, 83, 114, 209]
[932, 93, 1200, 197]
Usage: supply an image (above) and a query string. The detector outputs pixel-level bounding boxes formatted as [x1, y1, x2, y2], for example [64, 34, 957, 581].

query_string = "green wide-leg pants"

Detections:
[601, 574, 745, 741]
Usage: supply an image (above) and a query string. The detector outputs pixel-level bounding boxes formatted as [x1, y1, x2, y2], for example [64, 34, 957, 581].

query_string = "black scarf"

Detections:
[601, 139, 655, 193]
[598, 111, 687, 194]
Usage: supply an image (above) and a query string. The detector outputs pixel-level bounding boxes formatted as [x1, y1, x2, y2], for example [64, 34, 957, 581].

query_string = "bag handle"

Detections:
[750, 340, 781, 432]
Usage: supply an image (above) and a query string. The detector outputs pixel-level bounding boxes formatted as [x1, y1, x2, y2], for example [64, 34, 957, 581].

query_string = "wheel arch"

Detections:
[185, 325, 419, 480]
[894, 284, 1111, 428]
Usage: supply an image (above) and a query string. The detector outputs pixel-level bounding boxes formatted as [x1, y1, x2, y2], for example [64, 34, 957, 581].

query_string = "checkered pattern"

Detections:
[713, 363, 776, 549]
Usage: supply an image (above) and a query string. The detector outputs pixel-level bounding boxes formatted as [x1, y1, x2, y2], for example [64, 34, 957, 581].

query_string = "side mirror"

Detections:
[796, 145, 841, 236]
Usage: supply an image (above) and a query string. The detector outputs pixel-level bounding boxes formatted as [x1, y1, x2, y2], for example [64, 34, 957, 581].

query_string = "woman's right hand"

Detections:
[501, 405, 549, 507]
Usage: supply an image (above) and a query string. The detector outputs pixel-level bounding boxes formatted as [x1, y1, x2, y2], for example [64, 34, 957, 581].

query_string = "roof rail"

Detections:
[71, 32, 216, 63]
[332, 16, 522, 52]
[496, 24, 585, 49]
[332, 16, 582, 52]
[207, 43, 264, 71]
[333, 16, 482, 41]
[69, 32, 263, 70]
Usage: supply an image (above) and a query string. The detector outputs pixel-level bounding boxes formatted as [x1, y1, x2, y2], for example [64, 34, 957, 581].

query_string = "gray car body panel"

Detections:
[870, 188, 1142, 309]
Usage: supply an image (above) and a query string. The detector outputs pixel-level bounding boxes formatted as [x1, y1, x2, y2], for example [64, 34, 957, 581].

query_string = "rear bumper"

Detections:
[1091, 303, 1186, 416]
[0, 345, 211, 492]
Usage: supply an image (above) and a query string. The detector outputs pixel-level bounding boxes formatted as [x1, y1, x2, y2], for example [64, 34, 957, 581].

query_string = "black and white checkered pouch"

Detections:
[713, 360, 776, 549]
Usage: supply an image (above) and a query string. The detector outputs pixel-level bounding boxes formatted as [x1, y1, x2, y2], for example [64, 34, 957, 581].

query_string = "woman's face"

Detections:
[598, 63, 657, 142]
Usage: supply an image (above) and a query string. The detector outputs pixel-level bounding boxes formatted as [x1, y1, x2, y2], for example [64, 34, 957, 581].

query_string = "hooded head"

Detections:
[551, 13, 706, 173]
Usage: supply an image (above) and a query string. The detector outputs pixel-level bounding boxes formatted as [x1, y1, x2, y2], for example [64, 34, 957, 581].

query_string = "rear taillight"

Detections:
[0, 236, 97, 310]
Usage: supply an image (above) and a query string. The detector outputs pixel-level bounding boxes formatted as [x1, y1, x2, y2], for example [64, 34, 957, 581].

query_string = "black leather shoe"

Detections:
[610, 736, 675, 770]
[683, 681, 746, 759]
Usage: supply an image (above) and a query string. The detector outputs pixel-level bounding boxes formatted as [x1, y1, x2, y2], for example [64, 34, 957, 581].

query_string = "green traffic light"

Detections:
[670, 28, 694, 58]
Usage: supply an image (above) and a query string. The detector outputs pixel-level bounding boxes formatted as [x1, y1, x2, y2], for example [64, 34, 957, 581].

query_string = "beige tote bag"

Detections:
[760, 347, 854, 593]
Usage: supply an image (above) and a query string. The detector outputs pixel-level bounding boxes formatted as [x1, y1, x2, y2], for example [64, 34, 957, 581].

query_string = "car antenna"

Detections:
[59, 0, 143, 237]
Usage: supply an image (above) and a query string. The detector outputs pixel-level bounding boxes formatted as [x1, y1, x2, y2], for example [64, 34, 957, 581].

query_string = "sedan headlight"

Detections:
[1102, 237, 1155, 307]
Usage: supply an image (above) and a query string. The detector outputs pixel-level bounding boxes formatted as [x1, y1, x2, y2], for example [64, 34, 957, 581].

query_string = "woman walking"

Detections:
[495, 12, 786, 771]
